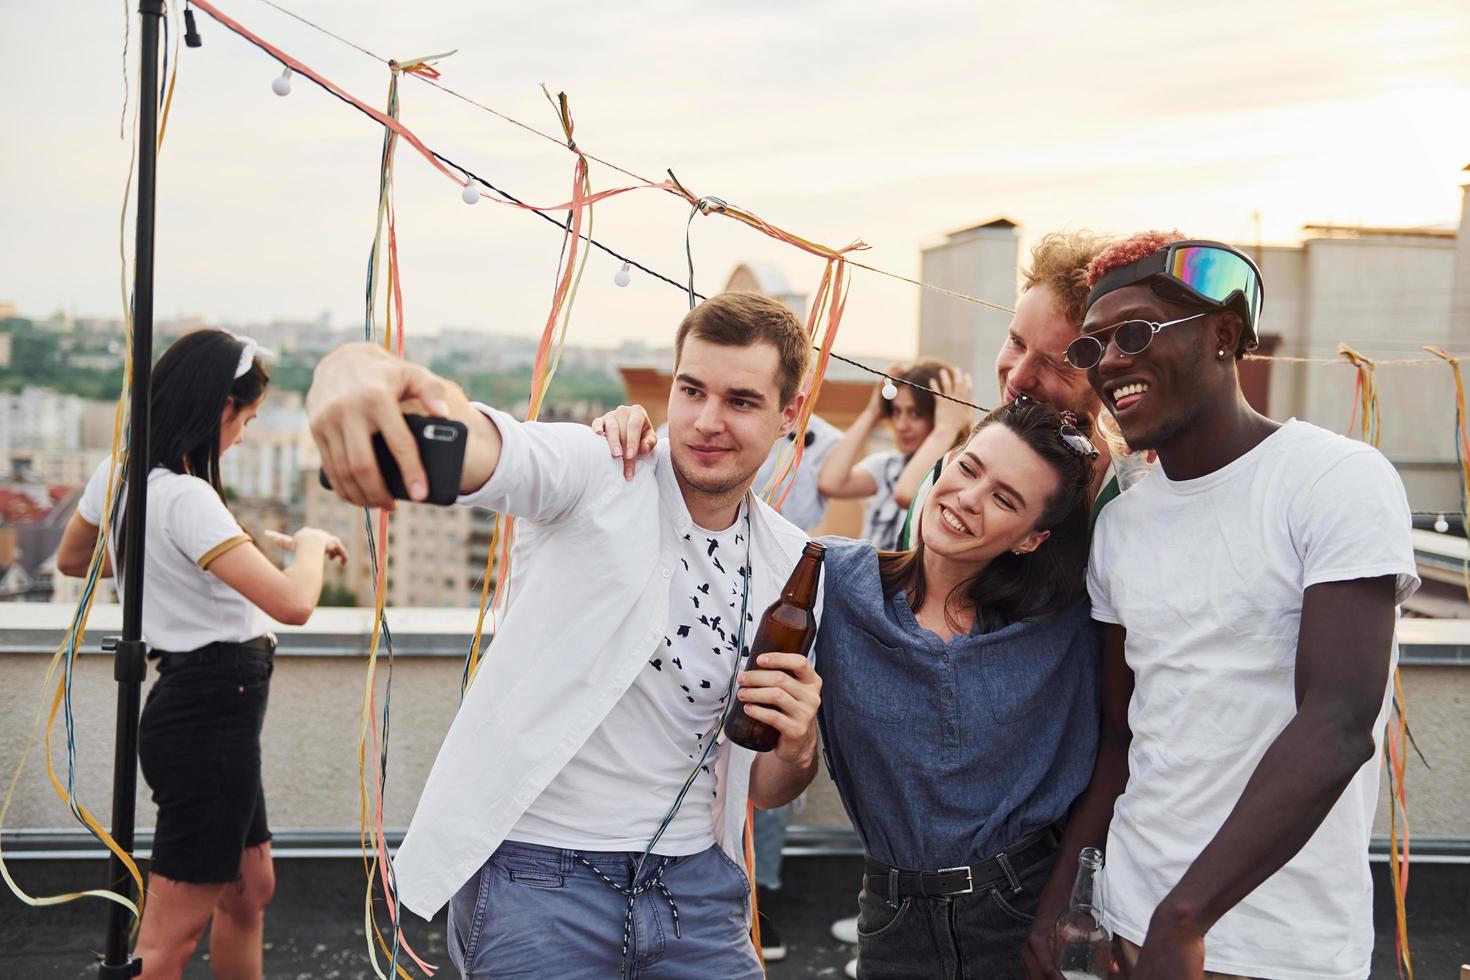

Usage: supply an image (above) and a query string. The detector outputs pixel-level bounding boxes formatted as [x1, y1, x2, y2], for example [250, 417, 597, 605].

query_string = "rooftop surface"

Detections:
[3, 854, 1466, 977]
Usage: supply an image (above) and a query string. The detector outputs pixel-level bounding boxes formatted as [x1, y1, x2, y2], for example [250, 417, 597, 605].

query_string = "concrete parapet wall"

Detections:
[1, 605, 1463, 842]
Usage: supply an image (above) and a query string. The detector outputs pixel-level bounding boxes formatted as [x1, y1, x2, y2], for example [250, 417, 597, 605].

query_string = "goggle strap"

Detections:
[1087, 251, 1167, 309]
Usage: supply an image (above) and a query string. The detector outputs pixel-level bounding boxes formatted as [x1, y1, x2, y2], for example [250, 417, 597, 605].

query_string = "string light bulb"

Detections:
[271, 67, 293, 96]
[881, 378, 898, 400]
[1435, 513, 1450, 533]
[614, 261, 632, 287]
[461, 181, 480, 205]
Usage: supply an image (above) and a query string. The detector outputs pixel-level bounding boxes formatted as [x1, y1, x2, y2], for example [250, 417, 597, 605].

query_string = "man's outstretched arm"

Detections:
[308, 342, 501, 508]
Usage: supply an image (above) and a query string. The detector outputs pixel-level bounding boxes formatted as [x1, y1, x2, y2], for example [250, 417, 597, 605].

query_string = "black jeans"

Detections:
[855, 840, 1057, 980]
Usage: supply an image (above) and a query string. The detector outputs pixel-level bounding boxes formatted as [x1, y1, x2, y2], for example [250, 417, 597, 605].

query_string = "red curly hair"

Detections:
[1084, 230, 1186, 288]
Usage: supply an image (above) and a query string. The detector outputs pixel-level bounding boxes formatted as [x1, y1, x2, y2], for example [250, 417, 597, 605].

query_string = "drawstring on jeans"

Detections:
[572, 852, 682, 978]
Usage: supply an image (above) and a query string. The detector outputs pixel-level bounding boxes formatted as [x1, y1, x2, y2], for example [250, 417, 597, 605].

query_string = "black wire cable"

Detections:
[194, 2, 995, 413]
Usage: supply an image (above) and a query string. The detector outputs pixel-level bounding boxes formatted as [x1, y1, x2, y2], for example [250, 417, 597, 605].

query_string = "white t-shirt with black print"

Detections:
[858, 450, 909, 551]
[508, 503, 754, 855]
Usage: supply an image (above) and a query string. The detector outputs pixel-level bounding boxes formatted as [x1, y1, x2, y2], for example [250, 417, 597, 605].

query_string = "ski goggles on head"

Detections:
[1086, 240, 1264, 350]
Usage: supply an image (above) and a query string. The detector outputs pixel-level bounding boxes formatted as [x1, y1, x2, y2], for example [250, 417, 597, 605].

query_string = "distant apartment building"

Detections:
[219, 391, 319, 506]
[303, 475, 493, 608]
[917, 172, 1470, 514]
[0, 387, 105, 490]
[0, 387, 86, 458]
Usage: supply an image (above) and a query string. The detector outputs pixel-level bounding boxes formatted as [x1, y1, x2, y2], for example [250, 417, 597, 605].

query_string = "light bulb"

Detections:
[881, 379, 898, 400]
[461, 182, 480, 205]
[272, 67, 292, 97]
[1435, 514, 1450, 533]
[614, 261, 631, 287]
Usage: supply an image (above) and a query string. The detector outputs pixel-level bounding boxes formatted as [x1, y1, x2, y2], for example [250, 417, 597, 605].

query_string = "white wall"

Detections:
[1295, 237, 1460, 509]
[917, 225, 1018, 405]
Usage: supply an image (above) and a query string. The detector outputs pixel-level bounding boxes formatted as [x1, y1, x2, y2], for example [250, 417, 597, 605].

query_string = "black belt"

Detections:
[863, 826, 1060, 900]
[151, 635, 275, 668]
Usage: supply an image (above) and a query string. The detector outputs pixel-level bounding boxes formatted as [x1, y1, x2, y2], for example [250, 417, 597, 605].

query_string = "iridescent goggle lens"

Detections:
[1166, 246, 1262, 327]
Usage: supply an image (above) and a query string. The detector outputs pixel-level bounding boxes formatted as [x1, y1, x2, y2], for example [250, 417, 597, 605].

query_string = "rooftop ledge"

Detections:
[5, 603, 1470, 665]
[1, 604, 482, 657]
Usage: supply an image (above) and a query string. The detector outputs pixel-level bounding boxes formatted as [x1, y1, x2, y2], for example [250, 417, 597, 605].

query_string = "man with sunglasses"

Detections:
[1028, 232, 1418, 980]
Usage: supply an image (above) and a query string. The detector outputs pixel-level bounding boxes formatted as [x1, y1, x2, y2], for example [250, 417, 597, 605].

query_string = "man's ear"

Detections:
[778, 390, 808, 437]
[1215, 311, 1246, 358]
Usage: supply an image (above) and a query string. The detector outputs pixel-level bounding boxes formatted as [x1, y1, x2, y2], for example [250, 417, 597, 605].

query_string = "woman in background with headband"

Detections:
[57, 329, 348, 980]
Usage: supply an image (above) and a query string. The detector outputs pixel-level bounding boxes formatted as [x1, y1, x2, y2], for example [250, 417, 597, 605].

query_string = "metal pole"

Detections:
[99, 1, 165, 975]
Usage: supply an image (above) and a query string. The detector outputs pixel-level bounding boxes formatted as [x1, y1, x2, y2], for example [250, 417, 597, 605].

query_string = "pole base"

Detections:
[96, 955, 141, 978]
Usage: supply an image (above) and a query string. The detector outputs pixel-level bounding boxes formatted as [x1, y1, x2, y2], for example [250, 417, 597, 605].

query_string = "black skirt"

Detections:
[138, 637, 274, 884]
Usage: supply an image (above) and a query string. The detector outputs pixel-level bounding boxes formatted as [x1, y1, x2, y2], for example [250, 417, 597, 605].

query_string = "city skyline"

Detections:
[3, 1, 1469, 360]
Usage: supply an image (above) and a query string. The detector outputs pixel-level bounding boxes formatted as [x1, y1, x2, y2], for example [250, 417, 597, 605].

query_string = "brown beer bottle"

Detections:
[723, 540, 825, 752]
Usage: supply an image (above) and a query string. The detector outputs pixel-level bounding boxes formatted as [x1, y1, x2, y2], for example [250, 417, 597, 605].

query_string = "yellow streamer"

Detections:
[0, 10, 186, 925]
[1424, 347, 1470, 601]
[1338, 343, 1418, 977]
[1338, 345, 1381, 446]
[465, 88, 596, 692]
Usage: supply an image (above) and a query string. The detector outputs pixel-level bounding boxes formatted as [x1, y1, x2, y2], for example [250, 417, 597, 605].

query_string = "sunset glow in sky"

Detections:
[3, 0, 1468, 357]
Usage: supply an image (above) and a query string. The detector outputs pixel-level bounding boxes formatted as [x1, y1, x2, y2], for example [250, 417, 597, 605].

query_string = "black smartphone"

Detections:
[318, 413, 467, 506]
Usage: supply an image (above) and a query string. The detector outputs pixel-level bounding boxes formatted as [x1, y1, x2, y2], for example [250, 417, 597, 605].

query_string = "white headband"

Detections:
[225, 331, 275, 378]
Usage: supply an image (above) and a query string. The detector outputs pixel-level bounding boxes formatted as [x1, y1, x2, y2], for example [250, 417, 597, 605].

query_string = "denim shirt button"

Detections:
[943, 688, 954, 700]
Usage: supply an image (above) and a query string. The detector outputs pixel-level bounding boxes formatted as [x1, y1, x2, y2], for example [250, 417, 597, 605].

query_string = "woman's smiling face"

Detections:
[920, 422, 1060, 567]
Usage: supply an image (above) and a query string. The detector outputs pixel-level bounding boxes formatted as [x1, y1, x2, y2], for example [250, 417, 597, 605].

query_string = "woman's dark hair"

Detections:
[880, 358, 952, 425]
[877, 399, 1093, 632]
[115, 330, 270, 572]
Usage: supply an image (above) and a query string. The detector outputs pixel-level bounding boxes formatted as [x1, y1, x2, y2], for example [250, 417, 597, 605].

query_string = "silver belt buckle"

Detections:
[938, 865, 973, 895]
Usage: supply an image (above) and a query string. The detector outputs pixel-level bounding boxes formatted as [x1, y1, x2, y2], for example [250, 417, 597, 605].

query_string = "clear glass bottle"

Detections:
[1053, 847, 1113, 980]
[1112, 449, 1153, 491]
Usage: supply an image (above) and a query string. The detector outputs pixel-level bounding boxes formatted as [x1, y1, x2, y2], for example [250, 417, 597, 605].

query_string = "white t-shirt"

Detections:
[509, 503, 754, 854]
[77, 460, 268, 652]
[857, 450, 908, 551]
[753, 414, 843, 532]
[1088, 420, 1419, 980]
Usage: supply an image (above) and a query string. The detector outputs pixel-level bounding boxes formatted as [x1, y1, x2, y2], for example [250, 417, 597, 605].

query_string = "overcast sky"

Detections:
[4, 0, 1469, 357]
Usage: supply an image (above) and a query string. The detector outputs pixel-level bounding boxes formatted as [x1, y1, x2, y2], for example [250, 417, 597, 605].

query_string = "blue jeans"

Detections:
[448, 840, 760, 979]
[752, 803, 791, 890]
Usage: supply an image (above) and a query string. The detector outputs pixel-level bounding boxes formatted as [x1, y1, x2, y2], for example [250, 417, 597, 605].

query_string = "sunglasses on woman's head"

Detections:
[1059, 423, 1099, 460]
[1063, 312, 1212, 371]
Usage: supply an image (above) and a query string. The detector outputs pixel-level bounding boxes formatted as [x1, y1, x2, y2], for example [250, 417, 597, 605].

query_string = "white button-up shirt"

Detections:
[393, 405, 818, 918]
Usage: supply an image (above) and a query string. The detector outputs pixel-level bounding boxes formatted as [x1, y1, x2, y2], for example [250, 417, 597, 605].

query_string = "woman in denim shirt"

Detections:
[813, 399, 1100, 980]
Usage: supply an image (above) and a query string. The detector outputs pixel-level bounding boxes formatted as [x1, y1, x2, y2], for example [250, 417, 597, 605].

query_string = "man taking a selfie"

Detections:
[308, 292, 825, 979]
